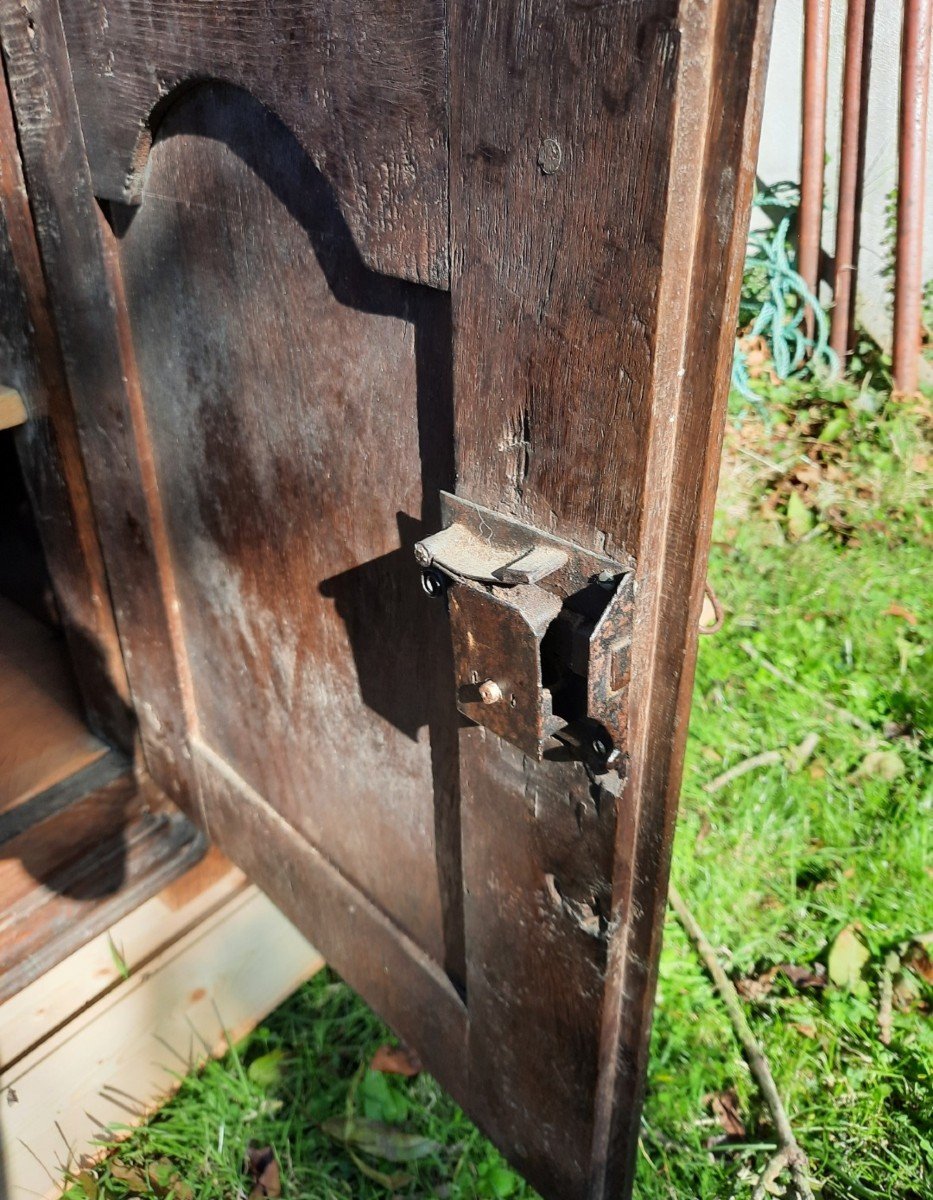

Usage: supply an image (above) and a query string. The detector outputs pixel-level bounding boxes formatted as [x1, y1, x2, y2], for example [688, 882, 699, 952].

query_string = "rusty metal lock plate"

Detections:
[415, 493, 635, 770]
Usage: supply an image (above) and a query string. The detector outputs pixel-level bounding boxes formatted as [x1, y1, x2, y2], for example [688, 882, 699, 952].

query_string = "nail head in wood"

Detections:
[537, 138, 563, 175]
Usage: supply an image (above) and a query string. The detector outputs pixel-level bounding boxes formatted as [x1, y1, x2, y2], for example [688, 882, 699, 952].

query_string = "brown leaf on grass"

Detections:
[892, 968, 925, 1013]
[735, 967, 777, 1001]
[790, 461, 824, 488]
[705, 1088, 746, 1138]
[736, 962, 826, 1000]
[854, 749, 906, 782]
[781, 962, 827, 990]
[370, 1042, 423, 1077]
[146, 1159, 192, 1200]
[828, 926, 871, 990]
[885, 604, 918, 625]
[109, 1161, 148, 1191]
[245, 1146, 281, 1199]
[792, 1022, 818, 1039]
[903, 935, 933, 984]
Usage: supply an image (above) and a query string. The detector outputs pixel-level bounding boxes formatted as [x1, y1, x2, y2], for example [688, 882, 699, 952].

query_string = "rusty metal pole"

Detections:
[800, 0, 833, 342]
[893, 0, 933, 393]
[831, 0, 875, 360]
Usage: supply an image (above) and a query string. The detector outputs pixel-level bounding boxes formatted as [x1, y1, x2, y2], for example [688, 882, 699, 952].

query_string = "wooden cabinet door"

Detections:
[0, 3, 773, 1196]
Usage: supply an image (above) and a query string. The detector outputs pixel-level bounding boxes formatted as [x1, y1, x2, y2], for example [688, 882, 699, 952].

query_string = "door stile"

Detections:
[591, 2, 776, 1195]
[0, 0, 199, 808]
[448, 2, 774, 1197]
[0, 61, 133, 748]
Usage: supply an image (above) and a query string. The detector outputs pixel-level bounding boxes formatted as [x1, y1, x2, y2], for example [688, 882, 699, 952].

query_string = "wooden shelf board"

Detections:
[0, 594, 106, 814]
[0, 872, 324, 1200]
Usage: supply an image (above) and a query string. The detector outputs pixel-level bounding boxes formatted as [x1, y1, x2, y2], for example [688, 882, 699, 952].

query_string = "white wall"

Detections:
[757, 0, 933, 350]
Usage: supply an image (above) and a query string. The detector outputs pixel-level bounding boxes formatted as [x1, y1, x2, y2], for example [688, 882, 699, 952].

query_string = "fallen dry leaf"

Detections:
[792, 1022, 818, 1039]
[705, 1088, 746, 1138]
[736, 967, 777, 1001]
[885, 604, 918, 626]
[780, 962, 827, 990]
[146, 1159, 194, 1200]
[109, 1161, 148, 1191]
[893, 968, 925, 1013]
[828, 926, 871, 990]
[321, 1117, 440, 1163]
[370, 1042, 423, 1077]
[855, 748, 906, 783]
[903, 935, 933, 984]
[245, 1146, 281, 1199]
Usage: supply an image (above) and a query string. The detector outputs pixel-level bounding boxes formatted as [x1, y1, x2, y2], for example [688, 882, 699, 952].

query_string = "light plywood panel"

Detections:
[0, 847, 244, 1066]
[0, 882, 324, 1199]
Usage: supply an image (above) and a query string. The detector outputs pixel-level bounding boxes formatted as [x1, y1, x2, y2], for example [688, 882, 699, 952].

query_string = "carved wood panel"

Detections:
[59, 0, 449, 287]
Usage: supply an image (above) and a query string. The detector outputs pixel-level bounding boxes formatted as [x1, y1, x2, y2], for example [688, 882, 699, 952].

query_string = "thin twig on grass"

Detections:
[668, 884, 816, 1200]
[704, 750, 783, 793]
[704, 733, 820, 793]
[878, 953, 896, 1047]
[740, 639, 875, 736]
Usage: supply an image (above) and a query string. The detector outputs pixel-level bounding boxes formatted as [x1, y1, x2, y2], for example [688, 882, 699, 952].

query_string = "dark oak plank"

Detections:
[192, 738, 468, 1105]
[594, 6, 777, 1193]
[0, 752, 204, 1003]
[108, 83, 461, 978]
[0, 8, 467, 1078]
[57, 0, 448, 287]
[0, 62, 133, 747]
[449, 2, 775, 1196]
[0, 0, 200, 806]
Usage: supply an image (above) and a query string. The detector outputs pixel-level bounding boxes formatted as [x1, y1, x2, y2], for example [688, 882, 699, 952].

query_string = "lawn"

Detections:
[63, 381, 931, 1200]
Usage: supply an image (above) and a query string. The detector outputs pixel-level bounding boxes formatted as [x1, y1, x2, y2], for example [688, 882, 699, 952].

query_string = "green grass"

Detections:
[63, 384, 930, 1200]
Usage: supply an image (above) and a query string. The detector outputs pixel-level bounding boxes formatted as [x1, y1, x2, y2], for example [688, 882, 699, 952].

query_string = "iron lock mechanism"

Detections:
[414, 493, 635, 773]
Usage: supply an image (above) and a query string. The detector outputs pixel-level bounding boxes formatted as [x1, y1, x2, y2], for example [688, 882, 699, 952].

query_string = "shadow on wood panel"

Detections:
[105, 83, 466, 994]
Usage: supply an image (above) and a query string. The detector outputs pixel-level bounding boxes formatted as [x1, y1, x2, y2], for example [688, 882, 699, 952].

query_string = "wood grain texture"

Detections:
[0, 0, 201, 805]
[0, 751, 205, 1003]
[449, 2, 775, 1196]
[192, 738, 468, 1106]
[0, 595, 106, 813]
[111, 83, 462, 982]
[0, 3, 775, 1197]
[596, 5, 776, 1194]
[0, 66, 133, 746]
[1, 884, 322, 1200]
[450, 0, 680, 555]
[0, 0, 467, 1111]
[57, 0, 448, 287]
[460, 737, 622, 1198]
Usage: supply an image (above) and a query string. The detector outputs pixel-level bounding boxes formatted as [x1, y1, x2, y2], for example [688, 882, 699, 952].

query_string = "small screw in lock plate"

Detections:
[421, 567, 446, 598]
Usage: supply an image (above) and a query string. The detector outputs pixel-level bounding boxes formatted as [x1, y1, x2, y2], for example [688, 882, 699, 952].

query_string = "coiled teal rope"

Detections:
[732, 184, 839, 409]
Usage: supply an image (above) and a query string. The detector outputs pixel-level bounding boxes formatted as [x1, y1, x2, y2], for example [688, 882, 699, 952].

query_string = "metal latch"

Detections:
[414, 493, 635, 773]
